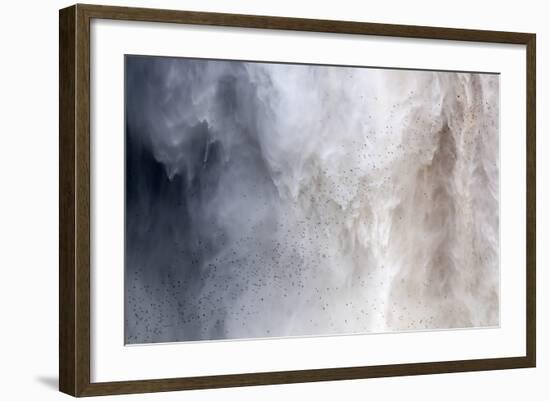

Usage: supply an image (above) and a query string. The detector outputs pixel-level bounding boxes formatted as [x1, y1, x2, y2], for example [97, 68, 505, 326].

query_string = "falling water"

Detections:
[124, 56, 499, 344]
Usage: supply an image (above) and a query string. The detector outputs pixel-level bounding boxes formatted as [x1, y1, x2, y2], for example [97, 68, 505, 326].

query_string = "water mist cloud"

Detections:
[124, 55, 499, 344]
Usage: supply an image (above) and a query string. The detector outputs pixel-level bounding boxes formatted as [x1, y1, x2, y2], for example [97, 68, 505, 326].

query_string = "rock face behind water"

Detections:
[124, 55, 499, 344]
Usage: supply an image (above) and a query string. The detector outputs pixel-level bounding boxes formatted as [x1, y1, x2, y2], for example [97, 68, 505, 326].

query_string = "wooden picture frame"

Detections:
[59, 3, 536, 397]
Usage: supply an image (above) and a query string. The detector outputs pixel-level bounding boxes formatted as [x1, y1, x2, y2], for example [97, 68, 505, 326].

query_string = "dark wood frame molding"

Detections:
[59, 3, 536, 397]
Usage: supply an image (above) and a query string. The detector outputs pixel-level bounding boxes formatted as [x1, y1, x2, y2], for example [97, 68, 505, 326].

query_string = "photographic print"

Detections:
[124, 55, 499, 344]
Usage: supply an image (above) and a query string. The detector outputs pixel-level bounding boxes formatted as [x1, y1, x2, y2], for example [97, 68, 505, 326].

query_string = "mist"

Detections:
[124, 56, 499, 344]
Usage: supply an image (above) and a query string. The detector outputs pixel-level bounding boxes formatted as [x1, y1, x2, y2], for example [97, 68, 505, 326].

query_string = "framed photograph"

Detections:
[59, 4, 536, 397]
